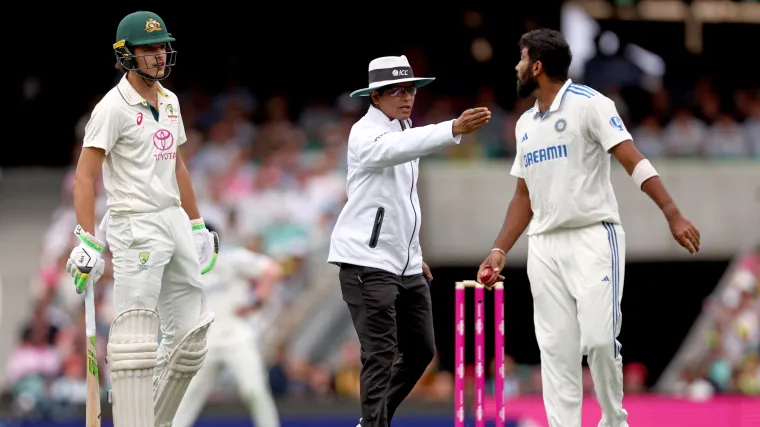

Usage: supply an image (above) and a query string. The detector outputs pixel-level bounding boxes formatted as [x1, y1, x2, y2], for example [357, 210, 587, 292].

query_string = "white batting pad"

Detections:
[107, 309, 160, 427]
[153, 311, 215, 427]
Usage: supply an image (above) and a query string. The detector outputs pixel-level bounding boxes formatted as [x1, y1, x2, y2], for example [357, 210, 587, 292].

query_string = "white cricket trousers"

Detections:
[527, 222, 628, 427]
[106, 205, 204, 374]
[172, 330, 281, 427]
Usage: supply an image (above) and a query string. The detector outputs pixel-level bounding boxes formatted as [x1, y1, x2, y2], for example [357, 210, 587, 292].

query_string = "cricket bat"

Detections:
[85, 284, 101, 427]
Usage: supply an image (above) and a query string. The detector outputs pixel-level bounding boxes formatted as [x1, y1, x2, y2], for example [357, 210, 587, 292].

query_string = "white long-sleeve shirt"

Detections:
[328, 106, 461, 276]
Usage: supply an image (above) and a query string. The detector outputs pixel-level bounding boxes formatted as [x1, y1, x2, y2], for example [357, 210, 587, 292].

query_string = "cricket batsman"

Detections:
[173, 224, 282, 427]
[478, 29, 701, 427]
[67, 11, 219, 427]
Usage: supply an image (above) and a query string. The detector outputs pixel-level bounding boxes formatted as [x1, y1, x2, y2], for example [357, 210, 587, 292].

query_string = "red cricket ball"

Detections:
[480, 267, 494, 283]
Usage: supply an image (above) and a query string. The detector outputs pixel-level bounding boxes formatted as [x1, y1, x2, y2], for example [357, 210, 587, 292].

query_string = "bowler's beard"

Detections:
[516, 73, 538, 98]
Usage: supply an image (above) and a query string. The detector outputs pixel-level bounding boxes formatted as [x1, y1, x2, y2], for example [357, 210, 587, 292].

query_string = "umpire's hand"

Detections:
[452, 107, 491, 136]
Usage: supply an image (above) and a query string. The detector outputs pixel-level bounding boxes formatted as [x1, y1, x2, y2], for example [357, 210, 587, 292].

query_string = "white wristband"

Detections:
[632, 159, 659, 189]
[491, 248, 506, 257]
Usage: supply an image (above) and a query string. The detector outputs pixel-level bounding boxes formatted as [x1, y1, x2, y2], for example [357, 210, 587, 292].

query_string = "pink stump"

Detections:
[454, 283, 465, 427]
[474, 284, 485, 427]
[494, 282, 505, 427]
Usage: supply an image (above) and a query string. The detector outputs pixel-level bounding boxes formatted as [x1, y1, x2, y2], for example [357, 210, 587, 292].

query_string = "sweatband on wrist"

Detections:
[632, 159, 659, 189]
[190, 218, 206, 231]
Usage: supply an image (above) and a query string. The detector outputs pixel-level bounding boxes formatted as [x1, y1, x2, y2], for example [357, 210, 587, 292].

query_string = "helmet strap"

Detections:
[116, 44, 174, 83]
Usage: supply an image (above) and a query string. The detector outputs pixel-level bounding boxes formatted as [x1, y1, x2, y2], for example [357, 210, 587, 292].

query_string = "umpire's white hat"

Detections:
[350, 55, 435, 98]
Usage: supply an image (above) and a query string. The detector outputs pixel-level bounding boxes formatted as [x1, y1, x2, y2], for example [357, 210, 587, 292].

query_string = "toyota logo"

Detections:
[152, 129, 174, 151]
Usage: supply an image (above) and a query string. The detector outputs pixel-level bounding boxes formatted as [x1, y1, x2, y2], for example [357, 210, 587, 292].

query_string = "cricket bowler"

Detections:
[477, 29, 701, 427]
[67, 11, 219, 427]
[174, 224, 282, 427]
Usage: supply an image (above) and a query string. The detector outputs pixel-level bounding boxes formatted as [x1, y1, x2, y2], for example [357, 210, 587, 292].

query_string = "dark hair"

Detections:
[519, 28, 572, 82]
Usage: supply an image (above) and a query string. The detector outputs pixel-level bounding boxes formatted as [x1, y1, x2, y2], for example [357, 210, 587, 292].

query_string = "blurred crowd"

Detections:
[425, 81, 760, 161]
[673, 244, 760, 399]
[3, 72, 759, 417]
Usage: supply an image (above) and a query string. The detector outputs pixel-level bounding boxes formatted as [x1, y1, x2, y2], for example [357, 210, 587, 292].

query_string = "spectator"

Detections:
[623, 362, 648, 394]
[662, 107, 707, 157]
[706, 114, 750, 158]
[6, 310, 61, 386]
[744, 100, 760, 158]
[631, 115, 666, 158]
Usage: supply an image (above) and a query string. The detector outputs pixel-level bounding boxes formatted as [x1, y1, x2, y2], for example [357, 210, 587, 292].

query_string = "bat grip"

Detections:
[84, 285, 96, 336]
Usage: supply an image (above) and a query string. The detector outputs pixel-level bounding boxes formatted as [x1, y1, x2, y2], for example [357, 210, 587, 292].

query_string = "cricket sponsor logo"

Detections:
[609, 116, 625, 131]
[152, 129, 176, 161]
[87, 336, 99, 379]
[523, 144, 568, 168]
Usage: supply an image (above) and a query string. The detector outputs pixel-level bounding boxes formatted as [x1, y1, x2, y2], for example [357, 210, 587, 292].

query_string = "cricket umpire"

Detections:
[328, 55, 491, 427]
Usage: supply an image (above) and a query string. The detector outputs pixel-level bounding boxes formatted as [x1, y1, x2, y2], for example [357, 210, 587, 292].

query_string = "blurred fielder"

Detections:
[478, 29, 700, 427]
[174, 225, 282, 427]
[67, 11, 218, 427]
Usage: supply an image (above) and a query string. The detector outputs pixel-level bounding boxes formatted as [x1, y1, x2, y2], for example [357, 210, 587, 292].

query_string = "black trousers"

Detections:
[339, 264, 436, 427]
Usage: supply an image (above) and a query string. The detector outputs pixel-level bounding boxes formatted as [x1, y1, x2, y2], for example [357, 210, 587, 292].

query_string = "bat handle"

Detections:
[84, 284, 96, 336]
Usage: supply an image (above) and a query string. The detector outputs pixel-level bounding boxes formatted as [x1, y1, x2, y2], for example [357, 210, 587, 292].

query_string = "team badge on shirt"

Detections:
[165, 104, 179, 125]
[138, 251, 151, 270]
[554, 118, 567, 133]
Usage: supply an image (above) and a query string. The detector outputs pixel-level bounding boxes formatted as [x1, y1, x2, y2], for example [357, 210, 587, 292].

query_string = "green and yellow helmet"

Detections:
[113, 11, 177, 81]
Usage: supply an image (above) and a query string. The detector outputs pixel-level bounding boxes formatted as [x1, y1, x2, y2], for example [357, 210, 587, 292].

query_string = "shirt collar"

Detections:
[533, 79, 573, 120]
[117, 73, 170, 106]
[366, 105, 407, 130]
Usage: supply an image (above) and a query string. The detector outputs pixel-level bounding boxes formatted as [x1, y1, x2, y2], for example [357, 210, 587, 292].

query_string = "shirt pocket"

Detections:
[105, 214, 135, 252]
[368, 207, 385, 249]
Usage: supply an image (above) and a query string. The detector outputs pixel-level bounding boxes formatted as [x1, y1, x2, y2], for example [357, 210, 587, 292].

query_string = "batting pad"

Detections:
[153, 311, 215, 427]
[107, 309, 160, 427]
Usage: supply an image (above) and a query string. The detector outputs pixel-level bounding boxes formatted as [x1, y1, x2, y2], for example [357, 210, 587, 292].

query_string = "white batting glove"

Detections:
[66, 225, 106, 294]
[191, 218, 219, 275]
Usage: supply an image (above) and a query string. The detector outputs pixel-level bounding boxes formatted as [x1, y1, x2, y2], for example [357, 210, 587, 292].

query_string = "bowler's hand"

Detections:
[667, 213, 700, 254]
[478, 250, 506, 288]
[452, 107, 491, 136]
[422, 261, 433, 282]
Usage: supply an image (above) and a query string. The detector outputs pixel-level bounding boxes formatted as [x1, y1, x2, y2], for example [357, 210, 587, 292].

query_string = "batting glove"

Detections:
[191, 218, 219, 275]
[66, 225, 106, 294]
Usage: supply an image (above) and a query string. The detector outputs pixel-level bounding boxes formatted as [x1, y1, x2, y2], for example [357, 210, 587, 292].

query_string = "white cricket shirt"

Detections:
[510, 79, 633, 235]
[201, 246, 272, 343]
[83, 74, 187, 214]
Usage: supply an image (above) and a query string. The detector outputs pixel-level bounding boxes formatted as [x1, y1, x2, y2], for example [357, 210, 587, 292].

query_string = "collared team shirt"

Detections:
[83, 74, 187, 214]
[511, 79, 633, 236]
